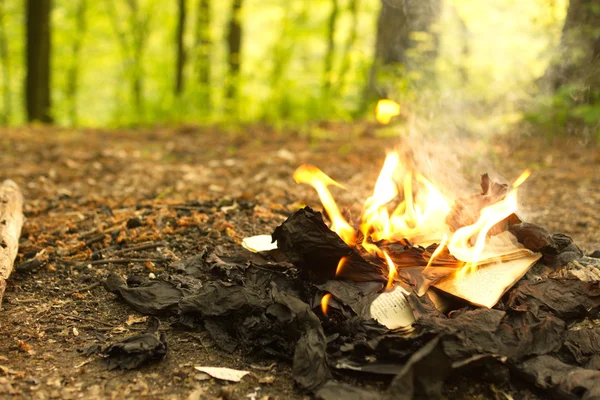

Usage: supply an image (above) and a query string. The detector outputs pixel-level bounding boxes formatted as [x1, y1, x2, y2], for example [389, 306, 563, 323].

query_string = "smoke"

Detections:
[366, 0, 570, 206]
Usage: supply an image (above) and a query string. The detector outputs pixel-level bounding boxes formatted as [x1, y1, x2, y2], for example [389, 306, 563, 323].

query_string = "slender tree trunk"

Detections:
[0, 0, 11, 124]
[545, 0, 600, 100]
[334, 0, 359, 96]
[263, 5, 295, 119]
[25, 0, 53, 123]
[454, 6, 469, 85]
[66, 0, 87, 126]
[225, 0, 243, 106]
[269, 7, 293, 90]
[362, 0, 440, 110]
[128, 0, 143, 118]
[195, 0, 211, 111]
[174, 0, 186, 96]
[321, 0, 339, 105]
[105, 0, 151, 122]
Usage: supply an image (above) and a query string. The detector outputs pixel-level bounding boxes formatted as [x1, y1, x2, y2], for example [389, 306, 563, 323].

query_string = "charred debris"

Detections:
[97, 175, 600, 399]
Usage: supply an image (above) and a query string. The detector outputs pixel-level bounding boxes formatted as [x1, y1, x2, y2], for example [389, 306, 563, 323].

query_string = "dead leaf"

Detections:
[259, 376, 275, 384]
[126, 315, 148, 326]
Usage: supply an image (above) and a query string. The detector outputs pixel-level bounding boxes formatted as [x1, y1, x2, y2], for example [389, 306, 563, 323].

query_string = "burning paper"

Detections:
[433, 253, 542, 308]
[285, 150, 539, 309]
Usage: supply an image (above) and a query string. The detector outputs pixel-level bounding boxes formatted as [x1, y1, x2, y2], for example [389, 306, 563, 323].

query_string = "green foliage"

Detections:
[0, 0, 576, 130]
[524, 85, 600, 140]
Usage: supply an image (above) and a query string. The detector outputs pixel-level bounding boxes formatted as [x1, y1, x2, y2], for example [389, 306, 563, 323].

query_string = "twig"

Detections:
[74, 358, 95, 369]
[80, 257, 169, 266]
[66, 281, 101, 296]
[78, 220, 125, 239]
[51, 313, 118, 328]
[110, 241, 166, 256]
[85, 234, 107, 247]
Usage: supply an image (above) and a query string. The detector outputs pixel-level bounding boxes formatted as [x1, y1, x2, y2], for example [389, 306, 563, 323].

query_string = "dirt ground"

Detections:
[0, 125, 598, 399]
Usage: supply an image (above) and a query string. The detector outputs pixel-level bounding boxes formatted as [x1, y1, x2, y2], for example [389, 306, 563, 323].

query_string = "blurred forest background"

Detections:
[1, 0, 598, 138]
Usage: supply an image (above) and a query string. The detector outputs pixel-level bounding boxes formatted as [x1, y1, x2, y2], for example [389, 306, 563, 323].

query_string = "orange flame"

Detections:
[425, 234, 448, 270]
[449, 170, 531, 279]
[336, 256, 349, 276]
[359, 153, 451, 251]
[294, 164, 356, 246]
[293, 150, 532, 285]
[375, 99, 401, 124]
[321, 293, 332, 316]
[294, 153, 451, 251]
[382, 250, 397, 290]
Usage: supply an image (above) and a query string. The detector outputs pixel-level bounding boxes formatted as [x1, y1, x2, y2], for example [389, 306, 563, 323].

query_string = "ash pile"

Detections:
[99, 202, 600, 399]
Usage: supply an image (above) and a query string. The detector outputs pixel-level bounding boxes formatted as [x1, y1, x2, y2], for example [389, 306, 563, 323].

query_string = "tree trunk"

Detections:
[263, 4, 306, 120]
[545, 0, 600, 101]
[321, 0, 339, 105]
[0, 0, 10, 124]
[334, 0, 360, 96]
[66, 0, 87, 126]
[127, 0, 145, 118]
[195, 0, 211, 111]
[25, 0, 53, 123]
[174, 0, 186, 96]
[225, 0, 243, 106]
[362, 0, 440, 109]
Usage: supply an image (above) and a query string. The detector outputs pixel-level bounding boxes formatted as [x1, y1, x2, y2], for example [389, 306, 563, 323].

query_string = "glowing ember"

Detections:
[321, 293, 332, 315]
[375, 99, 401, 124]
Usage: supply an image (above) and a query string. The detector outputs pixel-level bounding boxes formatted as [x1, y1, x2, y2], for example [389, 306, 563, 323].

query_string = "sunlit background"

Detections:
[0, 0, 582, 133]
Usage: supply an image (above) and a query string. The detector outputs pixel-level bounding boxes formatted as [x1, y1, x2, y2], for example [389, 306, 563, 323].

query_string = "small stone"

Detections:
[126, 217, 144, 229]
[194, 373, 211, 381]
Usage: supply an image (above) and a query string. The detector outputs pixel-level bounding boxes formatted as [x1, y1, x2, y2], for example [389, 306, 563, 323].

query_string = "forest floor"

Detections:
[0, 125, 598, 399]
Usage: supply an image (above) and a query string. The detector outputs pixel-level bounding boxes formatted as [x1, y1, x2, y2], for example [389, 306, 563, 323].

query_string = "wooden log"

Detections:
[0, 180, 24, 308]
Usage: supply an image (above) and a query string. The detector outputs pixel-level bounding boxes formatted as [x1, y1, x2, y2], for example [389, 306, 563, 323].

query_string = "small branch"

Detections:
[53, 312, 118, 328]
[109, 241, 166, 256]
[66, 281, 101, 296]
[80, 257, 169, 266]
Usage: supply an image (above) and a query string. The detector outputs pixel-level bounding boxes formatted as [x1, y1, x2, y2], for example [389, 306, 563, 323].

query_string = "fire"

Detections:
[294, 152, 454, 249]
[449, 170, 531, 279]
[382, 250, 397, 290]
[293, 151, 532, 283]
[294, 164, 356, 246]
[358, 152, 451, 251]
[321, 293, 332, 316]
[336, 256, 349, 276]
[425, 234, 448, 270]
[375, 99, 401, 124]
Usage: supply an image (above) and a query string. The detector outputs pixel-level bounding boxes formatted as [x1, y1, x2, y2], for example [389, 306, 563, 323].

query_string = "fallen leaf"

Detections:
[0, 366, 19, 376]
[126, 315, 148, 326]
